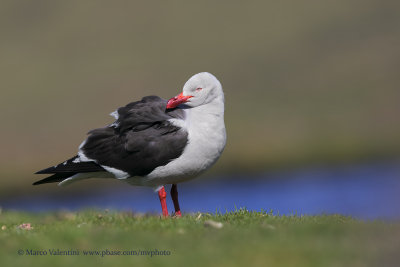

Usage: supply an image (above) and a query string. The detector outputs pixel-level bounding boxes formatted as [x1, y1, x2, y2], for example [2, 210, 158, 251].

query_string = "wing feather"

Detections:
[81, 96, 188, 177]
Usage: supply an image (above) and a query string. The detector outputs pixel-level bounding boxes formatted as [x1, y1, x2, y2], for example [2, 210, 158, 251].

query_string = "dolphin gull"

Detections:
[33, 72, 226, 217]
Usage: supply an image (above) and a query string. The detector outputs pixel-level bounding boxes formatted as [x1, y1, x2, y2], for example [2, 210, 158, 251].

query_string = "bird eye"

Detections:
[196, 88, 203, 92]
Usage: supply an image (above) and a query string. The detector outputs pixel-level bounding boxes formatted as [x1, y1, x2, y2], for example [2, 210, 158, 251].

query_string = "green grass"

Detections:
[1, 209, 398, 267]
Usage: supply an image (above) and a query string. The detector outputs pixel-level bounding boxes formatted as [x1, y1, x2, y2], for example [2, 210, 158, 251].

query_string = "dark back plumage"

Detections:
[34, 96, 188, 185]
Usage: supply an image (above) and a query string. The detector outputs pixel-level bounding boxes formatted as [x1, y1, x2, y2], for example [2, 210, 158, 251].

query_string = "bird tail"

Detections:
[33, 155, 105, 186]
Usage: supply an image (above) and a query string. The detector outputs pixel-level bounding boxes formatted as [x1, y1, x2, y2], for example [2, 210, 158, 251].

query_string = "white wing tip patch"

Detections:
[109, 111, 120, 128]
[109, 121, 120, 128]
[110, 110, 119, 119]
[77, 150, 92, 162]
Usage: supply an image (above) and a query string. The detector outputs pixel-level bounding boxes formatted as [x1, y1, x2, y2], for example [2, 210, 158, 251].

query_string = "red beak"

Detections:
[166, 93, 193, 109]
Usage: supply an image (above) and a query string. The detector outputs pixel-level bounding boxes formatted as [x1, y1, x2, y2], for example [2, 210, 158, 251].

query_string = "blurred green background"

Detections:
[1, 0, 399, 192]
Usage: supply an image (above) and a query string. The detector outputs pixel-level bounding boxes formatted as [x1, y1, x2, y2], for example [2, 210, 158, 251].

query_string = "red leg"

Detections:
[158, 186, 168, 217]
[171, 184, 182, 217]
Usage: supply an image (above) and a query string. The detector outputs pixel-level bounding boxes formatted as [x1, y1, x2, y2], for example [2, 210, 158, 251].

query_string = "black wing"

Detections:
[81, 96, 188, 176]
[34, 96, 187, 185]
[33, 155, 106, 185]
[35, 155, 105, 174]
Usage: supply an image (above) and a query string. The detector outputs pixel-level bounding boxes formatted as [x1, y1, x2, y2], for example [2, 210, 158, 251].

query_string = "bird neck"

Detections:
[182, 96, 225, 140]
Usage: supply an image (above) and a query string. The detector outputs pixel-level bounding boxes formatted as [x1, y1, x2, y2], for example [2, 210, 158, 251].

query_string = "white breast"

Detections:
[132, 97, 226, 187]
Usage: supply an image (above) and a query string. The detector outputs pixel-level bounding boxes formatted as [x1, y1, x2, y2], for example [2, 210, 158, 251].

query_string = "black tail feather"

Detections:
[33, 173, 77, 185]
[35, 155, 105, 174]
[34, 155, 105, 186]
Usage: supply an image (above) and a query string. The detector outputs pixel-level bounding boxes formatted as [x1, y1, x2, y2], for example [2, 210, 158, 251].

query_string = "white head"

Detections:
[166, 72, 223, 109]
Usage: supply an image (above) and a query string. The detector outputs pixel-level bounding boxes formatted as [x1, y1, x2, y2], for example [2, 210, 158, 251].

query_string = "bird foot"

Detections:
[172, 211, 182, 218]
